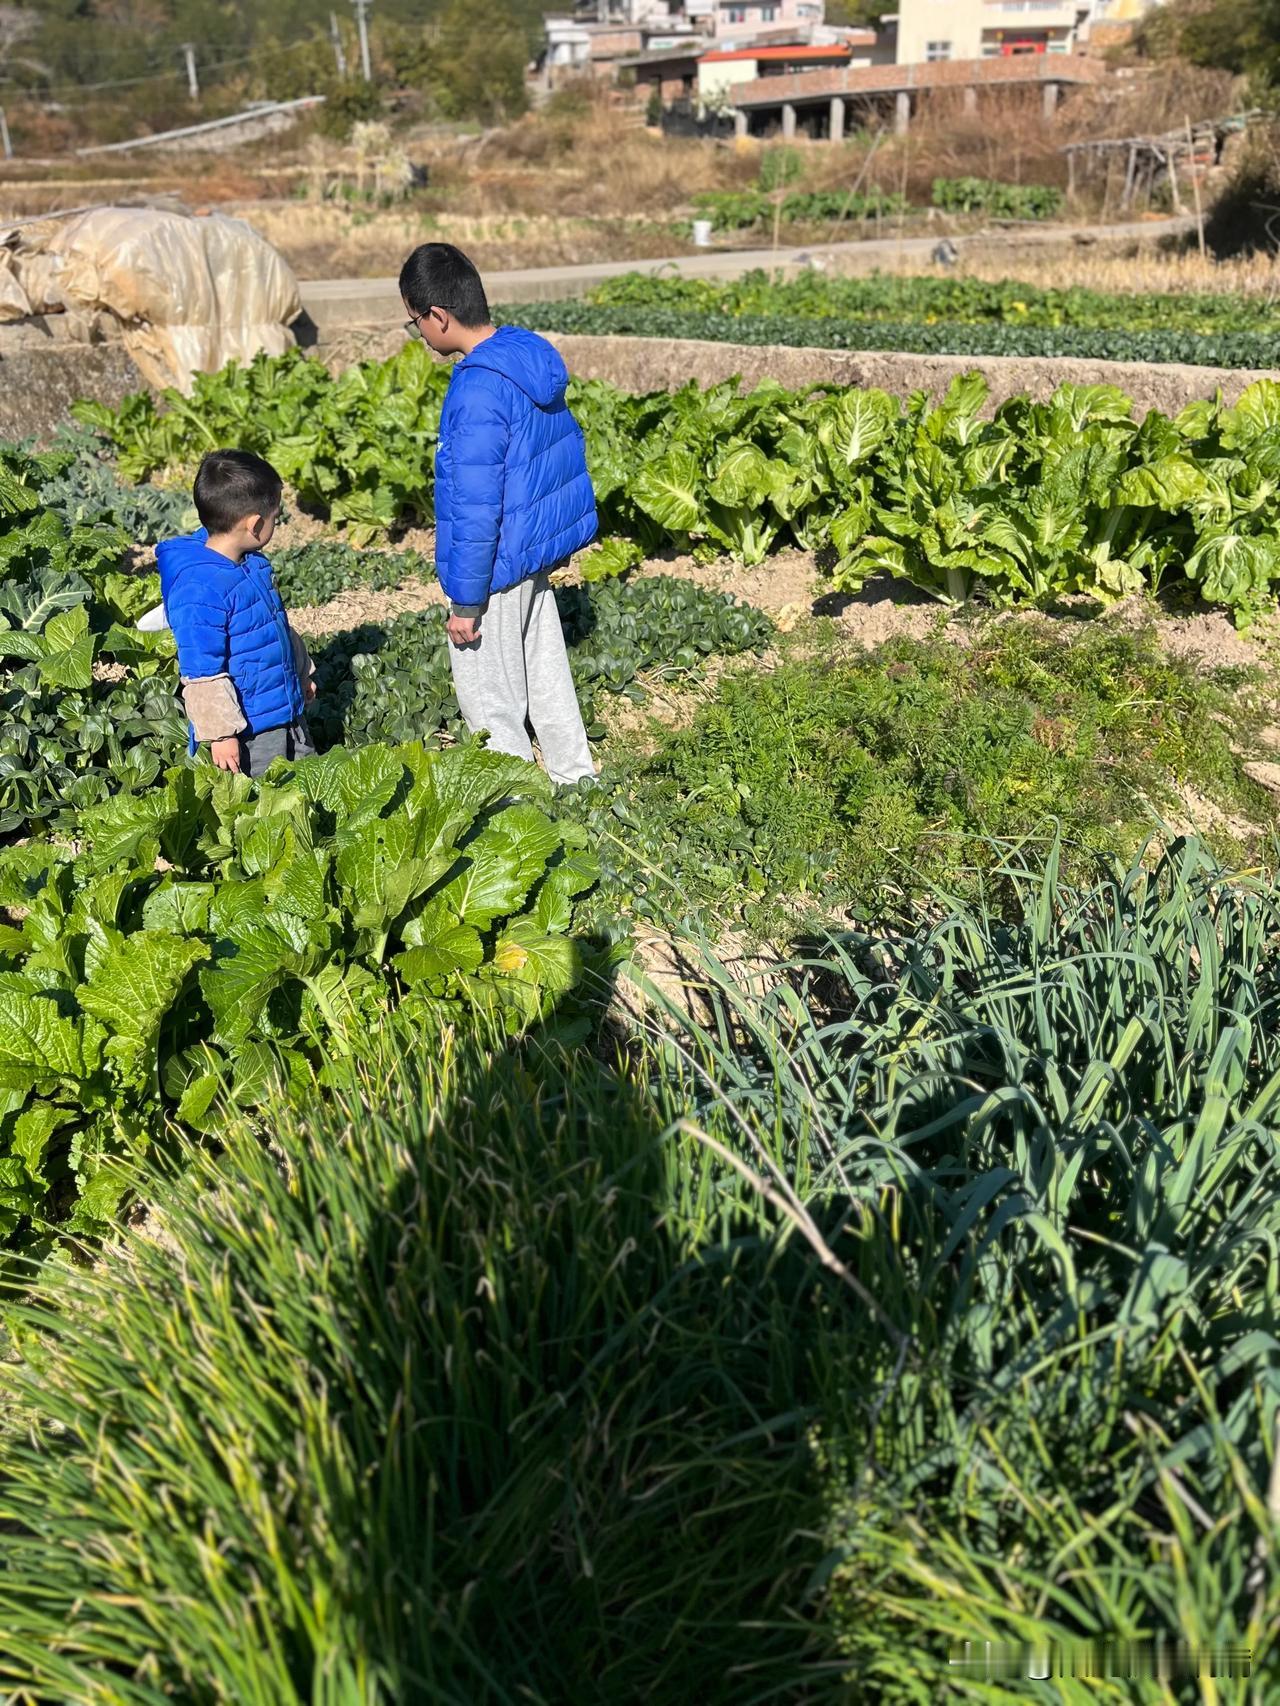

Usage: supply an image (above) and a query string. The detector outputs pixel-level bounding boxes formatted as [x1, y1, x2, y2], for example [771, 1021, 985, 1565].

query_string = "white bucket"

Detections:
[692, 219, 713, 247]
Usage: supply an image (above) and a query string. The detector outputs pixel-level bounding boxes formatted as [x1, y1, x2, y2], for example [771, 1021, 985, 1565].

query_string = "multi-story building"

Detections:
[892, 0, 1087, 64]
[890, 0, 1162, 64]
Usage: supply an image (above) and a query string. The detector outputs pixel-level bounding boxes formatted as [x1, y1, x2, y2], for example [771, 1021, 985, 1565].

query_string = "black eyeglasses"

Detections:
[404, 307, 448, 339]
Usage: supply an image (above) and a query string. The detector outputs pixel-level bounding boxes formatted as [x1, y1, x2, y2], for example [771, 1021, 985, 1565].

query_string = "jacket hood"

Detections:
[157, 528, 259, 598]
[157, 528, 214, 599]
[460, 325, 568, 409]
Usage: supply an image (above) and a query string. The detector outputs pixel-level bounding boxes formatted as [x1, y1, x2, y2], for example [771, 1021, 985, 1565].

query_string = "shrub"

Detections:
[759, 144, 805, 192]
[315, 78, 386, 141]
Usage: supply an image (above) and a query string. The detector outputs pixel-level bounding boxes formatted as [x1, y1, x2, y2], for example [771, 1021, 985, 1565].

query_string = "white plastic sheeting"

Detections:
[0, 207, 302, 391]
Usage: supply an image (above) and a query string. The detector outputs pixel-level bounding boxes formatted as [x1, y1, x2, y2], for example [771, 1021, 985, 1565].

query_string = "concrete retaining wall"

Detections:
[0, 341, 142, 442]
[542, 334, 1279, 415]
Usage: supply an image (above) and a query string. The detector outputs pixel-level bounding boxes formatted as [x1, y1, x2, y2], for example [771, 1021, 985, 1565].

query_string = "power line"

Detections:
[0, 44, 304, 99]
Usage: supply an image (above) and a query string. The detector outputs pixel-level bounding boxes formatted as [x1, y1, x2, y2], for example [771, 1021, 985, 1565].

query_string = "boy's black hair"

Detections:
[193, 449, 283, 535]
[399, 243, 490, 328]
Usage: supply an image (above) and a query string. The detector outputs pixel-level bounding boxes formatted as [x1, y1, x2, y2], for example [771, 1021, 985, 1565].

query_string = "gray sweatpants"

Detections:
[448, 572, 595, 786]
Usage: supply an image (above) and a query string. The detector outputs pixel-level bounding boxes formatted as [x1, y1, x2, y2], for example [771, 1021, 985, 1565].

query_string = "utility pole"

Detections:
[180, 43, 199, 101]
[351, 0, 372, 82]
[0, 109, 11, 162]
[329, 11, 348, 77]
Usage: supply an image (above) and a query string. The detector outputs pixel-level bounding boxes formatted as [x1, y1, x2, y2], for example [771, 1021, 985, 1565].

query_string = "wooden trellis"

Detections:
[1062, 110, 1261, 217]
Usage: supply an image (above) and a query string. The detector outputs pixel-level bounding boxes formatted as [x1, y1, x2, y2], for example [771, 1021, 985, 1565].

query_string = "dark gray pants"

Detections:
[239, 721, 315, 776]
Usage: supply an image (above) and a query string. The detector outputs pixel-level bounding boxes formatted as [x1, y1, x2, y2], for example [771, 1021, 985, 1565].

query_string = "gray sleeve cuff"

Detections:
[449, 603, 482, 618]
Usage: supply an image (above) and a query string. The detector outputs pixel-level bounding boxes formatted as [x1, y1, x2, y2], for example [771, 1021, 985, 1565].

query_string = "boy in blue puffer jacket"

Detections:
[157, 450, 315, 776]
[399, 243, 598, 785]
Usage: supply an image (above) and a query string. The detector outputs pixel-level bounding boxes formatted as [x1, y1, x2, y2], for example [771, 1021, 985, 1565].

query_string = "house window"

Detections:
[925, 40, 951, 60]
[726, 5, 746, 18]
[761, 2, 776, 16]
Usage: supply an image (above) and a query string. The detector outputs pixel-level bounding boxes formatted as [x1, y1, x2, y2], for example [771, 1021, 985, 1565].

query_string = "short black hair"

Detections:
[399, 243, 490, 327]
[193, 449, 283, 535]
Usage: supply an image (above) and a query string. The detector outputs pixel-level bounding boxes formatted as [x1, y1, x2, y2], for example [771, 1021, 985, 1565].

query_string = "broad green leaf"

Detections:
[394, 926, 485, 987]
[201, 910, 327, 1048]
[142, 881, 215, 936]
[0, 985, 85, 1085]
[631, 449, 702, 533]
[268, 848, 331, 922]
[176, 1072, 220, 1128]
[1114, 456, 1207, 510]
[427, 805, 559, 931]
[708, 441, 782, 507]
[818, 388, 897, 469]
[532, 843, 600, 935]
[37, 604, 95, 691]
[76, 931, 210, 1042]
[1184, 530, 1280, 605]
[486, 917, 581, 996]
[1220, 378, 1280, 448]
[11, 1104, 74, 1184]
[295, 744, 404, 826]
[0, 461, 38, 519]
[402, 742, 549, 850]
[335, 813, 456, 936]
[72, 1163, 128, 1227]
[236, 811, 298, 878]
[299, 962, 387, 1048]
[579, 537, 643, 582]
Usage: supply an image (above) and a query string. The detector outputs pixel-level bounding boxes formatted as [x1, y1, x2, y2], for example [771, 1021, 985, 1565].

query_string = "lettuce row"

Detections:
[307, 578, 774, 750]
[74, 345, 1280, 623]
[271, 540, 435, 608]
[0, 742, 597, 1236]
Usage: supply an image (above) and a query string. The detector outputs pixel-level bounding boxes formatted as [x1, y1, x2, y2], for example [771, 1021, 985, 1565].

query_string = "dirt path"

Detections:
[281, 535, 1274, 675]
[288, 577, 442, 638]
[298, 217, 1198, 322]
[604, 547, 1272, 673]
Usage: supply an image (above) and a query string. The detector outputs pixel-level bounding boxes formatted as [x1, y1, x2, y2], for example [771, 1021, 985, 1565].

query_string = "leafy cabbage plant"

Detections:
[0, 742, 597, 1236]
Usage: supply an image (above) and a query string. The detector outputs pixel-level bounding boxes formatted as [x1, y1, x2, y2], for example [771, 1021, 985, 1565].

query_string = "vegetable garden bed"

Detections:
[508, 300, 1280, 373]
[501, 267, 1280, 372]
[0, 334, 1276, 1702]
[72, 344, 1280, 626]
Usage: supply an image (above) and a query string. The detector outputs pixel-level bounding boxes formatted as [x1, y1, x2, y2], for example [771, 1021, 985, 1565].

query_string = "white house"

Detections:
[891, 0, 1164, 64]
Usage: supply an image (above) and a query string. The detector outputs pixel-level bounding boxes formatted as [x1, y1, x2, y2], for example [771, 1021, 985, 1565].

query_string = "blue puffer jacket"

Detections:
[157, 529, 304, 742]
[434, 326, 598, 608]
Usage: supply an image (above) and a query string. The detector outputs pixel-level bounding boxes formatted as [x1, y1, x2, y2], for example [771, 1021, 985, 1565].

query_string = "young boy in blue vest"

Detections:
[399, 242, 598, 786]
[157, 449, 315, 775]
